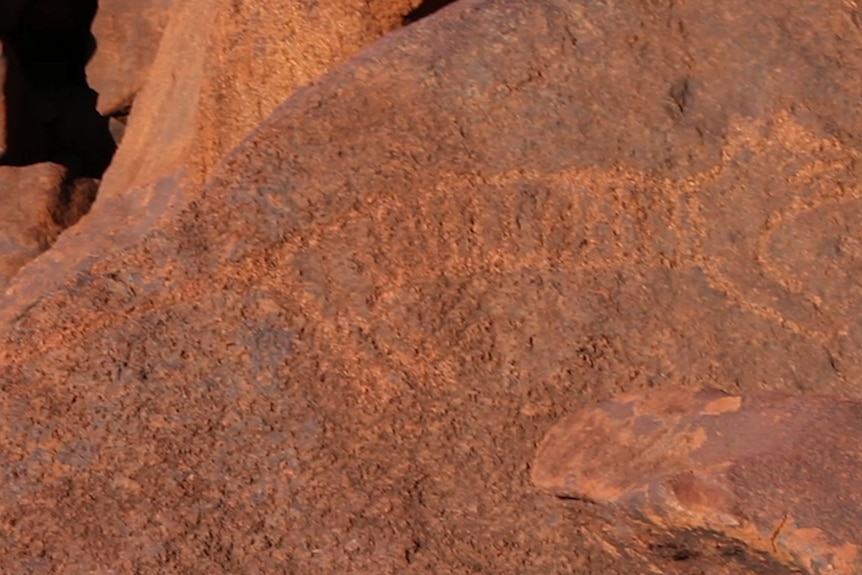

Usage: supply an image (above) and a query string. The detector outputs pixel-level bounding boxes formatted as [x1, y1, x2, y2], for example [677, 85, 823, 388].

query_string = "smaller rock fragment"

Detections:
[86, 0, 173, 116]
[0, 163, 97, 291]
[0, 163, 68, 289]
[532, 388, 862, 575]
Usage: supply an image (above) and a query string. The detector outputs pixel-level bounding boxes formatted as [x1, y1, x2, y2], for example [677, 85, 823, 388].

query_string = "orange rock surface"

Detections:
[534, 388, 862, 574]
[2, 1, 862, 573]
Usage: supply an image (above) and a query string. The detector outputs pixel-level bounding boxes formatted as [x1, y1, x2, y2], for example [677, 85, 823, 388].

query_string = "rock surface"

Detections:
[0, 163, 69, 290]
[1, 0, 862, 573]
[0, 0, 113, 288]
[1, 0, 419, 302]
[85, 0, 173, 116]
[532, 388, 862, 574]
[97, 0, 426, 203]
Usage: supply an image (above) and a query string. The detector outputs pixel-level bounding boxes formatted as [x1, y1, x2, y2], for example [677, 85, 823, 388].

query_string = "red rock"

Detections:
[98, 0, 424, 202]
[533, 388, 862, 574]
[0, 163, 68, 290]
[86, 0, 173, 116]
[6, 0, 426, 320]
[1, 1, 862, 574]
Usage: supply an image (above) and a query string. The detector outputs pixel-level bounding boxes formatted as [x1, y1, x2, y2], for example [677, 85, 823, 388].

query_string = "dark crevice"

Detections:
[52, 175, 99, 228]
[107, 104, 131, 146]
[0, 0, 116, 229]
[402, 0, 460, 25]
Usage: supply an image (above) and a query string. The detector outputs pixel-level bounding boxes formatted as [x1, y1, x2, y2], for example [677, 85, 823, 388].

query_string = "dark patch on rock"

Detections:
[402, 0, 459, 24]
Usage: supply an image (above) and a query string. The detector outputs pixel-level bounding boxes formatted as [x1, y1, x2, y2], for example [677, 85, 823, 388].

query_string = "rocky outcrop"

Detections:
[97, 0, 427, 203]
[0, 0, 422, 298]
[0, 0, 113, 295]
[533, 388, 862, 574]
[85, 0, 173, 116]
[0, 163, 67, 287]
[1, 0, 862, 573]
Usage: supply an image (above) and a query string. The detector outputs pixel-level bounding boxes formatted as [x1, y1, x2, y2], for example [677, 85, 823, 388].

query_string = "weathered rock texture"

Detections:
[0, 0, 114, 294]
[0, 39, 46, 167]
[85, 0, 173, 116]
[533, 388, 862, 574]
[98, 0, 426, 203]
[1, 0, 862, 573]
[0, 162, 97, 291]
[1, 0, 421, 299]
[0, 163, 68, 288]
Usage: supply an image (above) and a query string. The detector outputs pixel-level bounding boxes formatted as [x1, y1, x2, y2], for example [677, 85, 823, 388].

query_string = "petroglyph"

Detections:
[420, 112, 862, 351]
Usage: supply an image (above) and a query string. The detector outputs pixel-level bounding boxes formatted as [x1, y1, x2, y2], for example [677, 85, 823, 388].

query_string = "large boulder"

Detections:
[2, 0, 862, 573]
